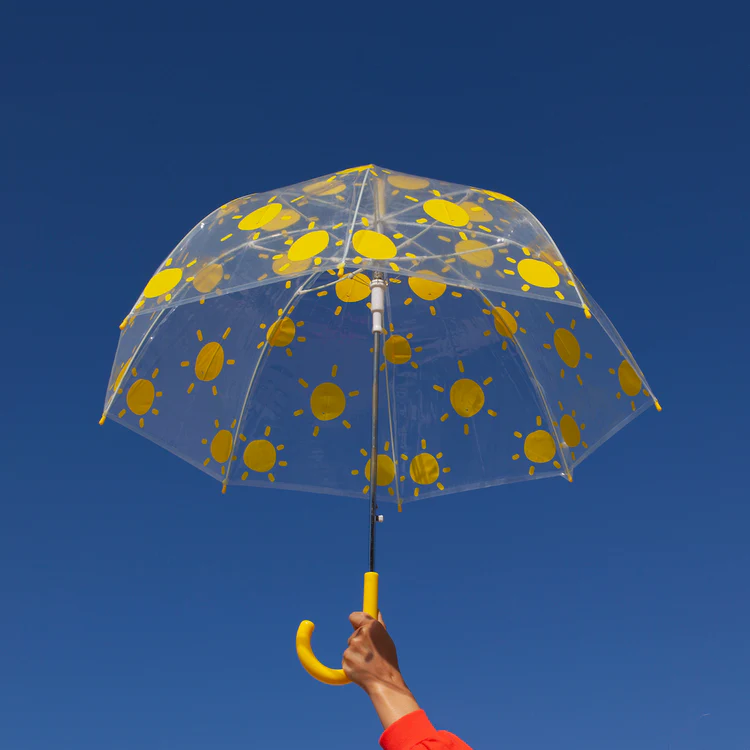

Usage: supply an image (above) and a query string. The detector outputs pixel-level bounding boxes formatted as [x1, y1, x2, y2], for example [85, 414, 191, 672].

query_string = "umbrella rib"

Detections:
[569, 273, 659, 407]
[221, 271, 323, 490]
[338, 168, 371, 269]
[471, 286, 574, 481]
[381, 284, 402, 510]
[101, 305, 175, 420]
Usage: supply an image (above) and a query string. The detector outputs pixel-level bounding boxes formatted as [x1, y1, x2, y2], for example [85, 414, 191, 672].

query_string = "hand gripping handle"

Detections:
[295, 572, 379, 685]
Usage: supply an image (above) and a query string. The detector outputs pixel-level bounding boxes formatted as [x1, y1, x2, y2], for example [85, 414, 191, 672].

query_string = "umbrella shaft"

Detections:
[368, 328, 381, 573]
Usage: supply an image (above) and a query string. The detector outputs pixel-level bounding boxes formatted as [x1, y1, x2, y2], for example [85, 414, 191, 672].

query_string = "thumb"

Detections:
[349, 611, 371, 630]
[377, 611, 386, 629]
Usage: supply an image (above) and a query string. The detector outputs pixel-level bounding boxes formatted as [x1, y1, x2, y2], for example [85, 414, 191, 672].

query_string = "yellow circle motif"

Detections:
[192, 263, 223, 294]
[263, 208, 302, 231]
[210, 430, 233, 463]
[272, 254, 311, 275]
[408, 272, 446, 301]
[335, 273, 370, 302]
[618, 360, 642, 396]
[126, 379, 154, 415]
[560, 415, 581, 448]
[143, 268, 182, 298]
[387, 174, 430, 190]
[303, 180, 346, 196]
[195, 341, 225, 381]
[450, 378, 485, 418]
[517, 259, 559, 288]
[423, 199, 469, 227]
[310, 382, 346, 421]
[455, 239, 494, 268]
[410, 453, 439, 485]
[384, 335, 412, 365]
[288, 230, 330, 262]
[554, 329, 580, 368]
[266, 317, 296, 347]
[243, 440, 276, 473]
[459, 201, 493, 222]
[365, 455, 396, 486]
[524, 430, 556, 463]
[352, 230, 397, 259]
[493, 308, 518, 338]
[238, 203, 283, 231]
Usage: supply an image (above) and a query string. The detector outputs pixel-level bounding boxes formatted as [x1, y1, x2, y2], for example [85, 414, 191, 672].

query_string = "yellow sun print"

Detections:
[262, 208, 302, 232]
[201, 418, 236, 475]
[483, 300, 527, 350]
[433, 360, 497, 435]
[189, 261, 231, 295]
[117, 366, 162, 428]
[258, 311, 306, 357]
[238, 425, 288, 483]
[609, 359, 648, 411]
[140, 257, 184, 302]
[352, 443, 397, 496]
[271, 253, 312, 277]
[404, 438, 450, 497]
[382, 325, 422, 371]
[237, 202, 283, 231]
[294, 364, 359, 435]
[455, 239, 494, 279]
[542, 312, 592, 384]
[181, 327, 236, 395]
[404, 271, 446, 315]
[512, 415, 562, 476]
[458, 201, 493, 223]
[335, 273, 370, 313]
[555, 402, 588, 462]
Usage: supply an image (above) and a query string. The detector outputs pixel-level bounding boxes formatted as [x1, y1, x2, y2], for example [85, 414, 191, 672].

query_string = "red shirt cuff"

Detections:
[380, 709, 438, 750]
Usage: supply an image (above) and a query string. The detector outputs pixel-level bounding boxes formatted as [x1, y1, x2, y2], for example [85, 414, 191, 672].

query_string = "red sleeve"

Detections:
[379, 709, 473, 750]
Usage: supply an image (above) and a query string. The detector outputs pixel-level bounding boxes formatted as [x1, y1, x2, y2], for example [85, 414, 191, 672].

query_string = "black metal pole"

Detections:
[368, 328, 381, 573]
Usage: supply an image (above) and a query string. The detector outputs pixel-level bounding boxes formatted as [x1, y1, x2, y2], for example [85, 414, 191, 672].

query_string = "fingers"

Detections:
[378, 611, 386, 629]
[349, 611, 373, 630]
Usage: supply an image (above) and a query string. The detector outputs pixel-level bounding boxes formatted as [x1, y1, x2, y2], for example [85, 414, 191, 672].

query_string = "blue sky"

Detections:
[1, 6, 748, 749]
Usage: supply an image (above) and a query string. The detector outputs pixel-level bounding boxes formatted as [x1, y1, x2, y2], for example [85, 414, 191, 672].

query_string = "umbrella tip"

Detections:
[221, 484, 227, 494]
[583, 305, 592, 319]
[119, 317, 129, 330]
[567, 471, 573, 483]
[98, 413, 106, 425]
[337, 263, 345, 278]
[654, 399, 663, 412]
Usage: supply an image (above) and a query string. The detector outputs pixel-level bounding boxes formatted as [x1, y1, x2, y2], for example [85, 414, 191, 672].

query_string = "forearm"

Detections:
[367, 681, 421, 730]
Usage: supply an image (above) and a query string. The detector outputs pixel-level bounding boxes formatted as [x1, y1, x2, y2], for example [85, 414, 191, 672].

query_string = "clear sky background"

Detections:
[2, 5, 748, 750]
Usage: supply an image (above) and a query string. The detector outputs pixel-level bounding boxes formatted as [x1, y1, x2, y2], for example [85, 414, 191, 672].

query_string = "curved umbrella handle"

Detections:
[296, 572, 379, 685]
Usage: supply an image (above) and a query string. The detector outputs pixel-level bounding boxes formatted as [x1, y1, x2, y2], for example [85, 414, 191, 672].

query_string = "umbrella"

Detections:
[100, 164, 660, 685]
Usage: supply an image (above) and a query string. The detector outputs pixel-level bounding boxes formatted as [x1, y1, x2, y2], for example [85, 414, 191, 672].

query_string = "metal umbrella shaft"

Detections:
[368, 272, 386, 573]
[368, 329, 381, 573]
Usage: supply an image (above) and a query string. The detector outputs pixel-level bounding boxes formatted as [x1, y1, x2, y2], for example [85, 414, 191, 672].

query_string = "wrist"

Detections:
[365, 673, 410, 698]
[365, 678, 421, 730]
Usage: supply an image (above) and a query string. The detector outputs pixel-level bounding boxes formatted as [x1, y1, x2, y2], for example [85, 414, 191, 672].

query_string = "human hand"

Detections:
[343, 611, 421, 729]
[342, 612, 404, 694]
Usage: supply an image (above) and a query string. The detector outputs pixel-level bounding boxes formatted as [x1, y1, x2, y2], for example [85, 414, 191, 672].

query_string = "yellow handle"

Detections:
[296, 572, 379, 686]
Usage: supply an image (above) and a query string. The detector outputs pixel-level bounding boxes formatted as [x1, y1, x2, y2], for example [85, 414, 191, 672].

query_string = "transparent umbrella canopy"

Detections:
[101, 164, 660, 684]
